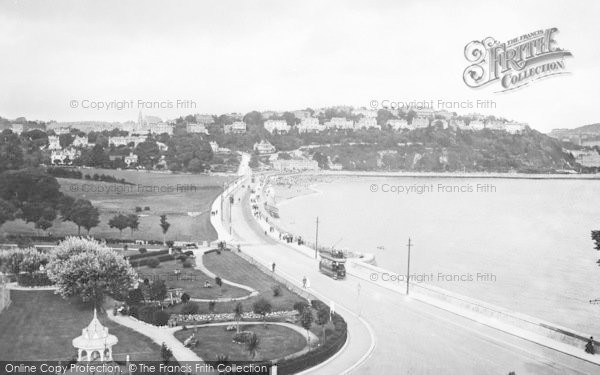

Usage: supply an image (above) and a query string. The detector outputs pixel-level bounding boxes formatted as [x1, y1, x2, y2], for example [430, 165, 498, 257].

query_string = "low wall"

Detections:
[347, 259, 600, 353]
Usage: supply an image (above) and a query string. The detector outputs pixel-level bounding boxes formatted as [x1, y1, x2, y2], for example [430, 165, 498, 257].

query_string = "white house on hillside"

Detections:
[264, 120, 291, 134]
[253, 140, 276, 154]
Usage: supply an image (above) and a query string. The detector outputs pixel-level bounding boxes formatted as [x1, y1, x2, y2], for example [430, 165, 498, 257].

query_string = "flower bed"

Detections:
[128, 250, 170, 261]
[129, 254, 174, 268]
[168, 310, 297, 326]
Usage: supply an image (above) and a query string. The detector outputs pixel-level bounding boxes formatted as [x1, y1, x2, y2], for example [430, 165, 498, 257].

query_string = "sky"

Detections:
[0, 0, 598, 132]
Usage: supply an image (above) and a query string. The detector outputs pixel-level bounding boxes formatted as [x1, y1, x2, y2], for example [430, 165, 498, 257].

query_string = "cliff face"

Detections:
[314, 128, 577, 173]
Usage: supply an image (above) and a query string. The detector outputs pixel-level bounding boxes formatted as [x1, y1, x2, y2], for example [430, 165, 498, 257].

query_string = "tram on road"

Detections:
[318, 250, 346, 280]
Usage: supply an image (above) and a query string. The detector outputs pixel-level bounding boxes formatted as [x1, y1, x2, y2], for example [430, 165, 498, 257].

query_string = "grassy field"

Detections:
[0, 290, 162, 361]
[1, 168, 234, 243]
[174, 324, 306, 361]
[201, 251, 305, 313]
[136, 259, 250, 300]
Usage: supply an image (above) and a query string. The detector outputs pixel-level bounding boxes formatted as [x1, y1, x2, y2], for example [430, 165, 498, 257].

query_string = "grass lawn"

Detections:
[201, 251, 305, 313]
[0, 290, 162, 361]
[136, 259, 249, 300]
[0, 169, 233, 243]
[174, 324, 306, 361]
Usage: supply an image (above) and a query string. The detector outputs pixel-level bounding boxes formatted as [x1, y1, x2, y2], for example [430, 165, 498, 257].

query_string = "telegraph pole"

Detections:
[406, 238, 412, 295]
[315, 217, 319, 259]
[229, 195, 234, 235]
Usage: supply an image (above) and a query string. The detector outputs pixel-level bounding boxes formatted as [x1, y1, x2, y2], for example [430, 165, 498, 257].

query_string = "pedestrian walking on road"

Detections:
[586, 336, 595, 354]
[302, 276, 307, 288]
[272, 262, 276, 272]
[305, 277, 310, 289]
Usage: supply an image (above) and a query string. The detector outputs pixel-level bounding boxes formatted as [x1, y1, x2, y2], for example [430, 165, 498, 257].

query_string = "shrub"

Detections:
[16, 272, 53, 287]
[252, 298, 272, 318]
[166, 240, 174, 248]
[129, 305, 139, 318]
[293, 301, 309, 314]
[272, 284, 282, 297]
[215, 276, 222, 287]
[147, 258, 160, 268]
[138, 247, 147, 254]
[126, 288, 144, 305]
[233, 331, 252, 344]
[129, 250, 169, 260]
[153, 310, 170, 326]
[181, 302, 200, 314]
[138, 305, 158, 324]
[144, 206, 150, 211]
[135, 206, 142, 213]
[181, 293, 190, 303]
[182, 259, 194, 268]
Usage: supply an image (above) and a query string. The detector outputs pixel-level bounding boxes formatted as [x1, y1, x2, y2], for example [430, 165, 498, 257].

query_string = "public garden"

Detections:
[0, 237, 347, 374]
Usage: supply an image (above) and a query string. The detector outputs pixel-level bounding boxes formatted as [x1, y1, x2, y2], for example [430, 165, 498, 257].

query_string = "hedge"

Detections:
[5, 234, 163, 246]
[276, 300, 348, 375]
[128, 249, 170, 261]
[17, 272, 54, 287]
[129, 254, 174, 268]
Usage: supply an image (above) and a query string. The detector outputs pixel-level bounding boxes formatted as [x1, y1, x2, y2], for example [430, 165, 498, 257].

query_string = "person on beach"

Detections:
[302, 276, 307, 288]
[586, 336, 595, 354]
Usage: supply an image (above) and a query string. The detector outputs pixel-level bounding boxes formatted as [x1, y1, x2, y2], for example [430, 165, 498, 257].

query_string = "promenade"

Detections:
[214, 170, 600, 374]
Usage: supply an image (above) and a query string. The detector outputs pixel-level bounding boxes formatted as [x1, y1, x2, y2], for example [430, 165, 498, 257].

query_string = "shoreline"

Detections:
[312, 170, 600, 180]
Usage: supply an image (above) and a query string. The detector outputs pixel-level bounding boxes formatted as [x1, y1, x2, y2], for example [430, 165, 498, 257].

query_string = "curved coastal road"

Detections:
[222, 177, 599, 374]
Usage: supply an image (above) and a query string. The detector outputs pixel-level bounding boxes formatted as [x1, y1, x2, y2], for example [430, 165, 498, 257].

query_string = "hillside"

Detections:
[305, 127, 578, 173]
[548, 123, 600, 139]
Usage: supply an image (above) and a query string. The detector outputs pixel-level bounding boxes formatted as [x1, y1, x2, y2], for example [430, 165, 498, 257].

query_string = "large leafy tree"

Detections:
[62, 198, 98, 235]
[0, 169, 64, 226]
[148, 279, 167, 302]
[46, 237, 137, 305]
[108, 214, 130, 237]
[135, 140, 160, 169]
[79, 144, 110, 167]
[165, 134, 213, 172]
[127, 214, 139, 236]
[0, 130, 24, 172]
[81, 206, 100, 234]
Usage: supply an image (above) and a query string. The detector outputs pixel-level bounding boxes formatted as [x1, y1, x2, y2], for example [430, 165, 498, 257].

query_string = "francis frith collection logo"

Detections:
[463, 27, 572, 92]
